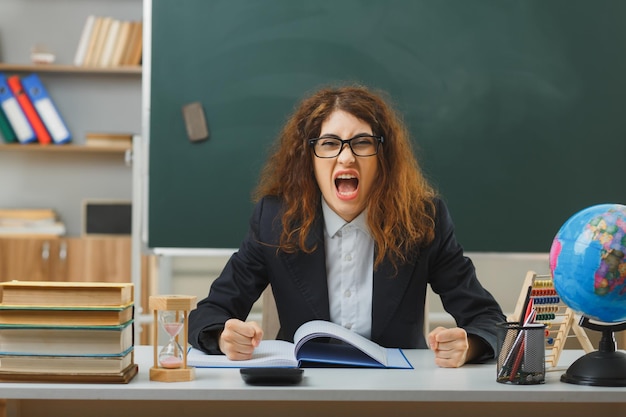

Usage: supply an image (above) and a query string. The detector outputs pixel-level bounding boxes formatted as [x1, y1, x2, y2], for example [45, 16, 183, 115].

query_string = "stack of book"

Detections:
[0, 281, 137, 383]
[0, 73, 71, 145]
[0, 208, 66, 237]
[73, 15, 143, 68]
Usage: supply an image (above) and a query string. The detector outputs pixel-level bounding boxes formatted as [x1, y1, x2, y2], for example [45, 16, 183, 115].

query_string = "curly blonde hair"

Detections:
[254, 84, 436, 270]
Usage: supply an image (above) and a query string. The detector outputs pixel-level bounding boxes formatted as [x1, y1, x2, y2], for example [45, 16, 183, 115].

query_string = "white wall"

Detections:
[159, 250, 610, 349]
[429, 252, 549, 327]
[161, 252, 551, 327]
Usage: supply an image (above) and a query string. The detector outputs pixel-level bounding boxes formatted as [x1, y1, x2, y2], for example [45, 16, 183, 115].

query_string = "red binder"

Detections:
[7, 75, 52, 144]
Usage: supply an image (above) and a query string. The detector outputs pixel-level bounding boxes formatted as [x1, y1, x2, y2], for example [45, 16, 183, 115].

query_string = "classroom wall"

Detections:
[166, 252, 609, 349]
[164, 252, 551, 328]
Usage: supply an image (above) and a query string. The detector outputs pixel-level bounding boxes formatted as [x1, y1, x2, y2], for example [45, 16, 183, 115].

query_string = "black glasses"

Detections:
[308, 134, 384, 158]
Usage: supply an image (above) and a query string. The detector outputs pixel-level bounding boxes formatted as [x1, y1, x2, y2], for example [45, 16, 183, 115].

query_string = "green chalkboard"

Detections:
[148, 0, 626, 252]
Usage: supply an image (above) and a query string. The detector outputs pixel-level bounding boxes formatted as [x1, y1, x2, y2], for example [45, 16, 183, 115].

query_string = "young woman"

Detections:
[188, 84, 505, 368]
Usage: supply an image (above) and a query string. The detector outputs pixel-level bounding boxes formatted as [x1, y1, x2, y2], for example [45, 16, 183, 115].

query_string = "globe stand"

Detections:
[560, 316, 626, 387]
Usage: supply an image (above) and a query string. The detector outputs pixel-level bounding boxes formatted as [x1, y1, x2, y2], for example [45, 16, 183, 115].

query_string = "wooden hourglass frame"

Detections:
[149, 295, 197, 382]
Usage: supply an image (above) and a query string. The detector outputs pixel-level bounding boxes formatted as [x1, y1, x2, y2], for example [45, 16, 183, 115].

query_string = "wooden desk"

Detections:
[2, 346, 625, 417]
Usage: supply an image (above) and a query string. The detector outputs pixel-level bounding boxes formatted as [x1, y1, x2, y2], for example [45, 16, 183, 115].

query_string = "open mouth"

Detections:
[335, 174, 359, 196]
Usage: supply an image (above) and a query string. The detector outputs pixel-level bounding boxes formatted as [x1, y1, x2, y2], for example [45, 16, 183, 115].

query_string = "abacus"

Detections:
[512, 271, 594, 368]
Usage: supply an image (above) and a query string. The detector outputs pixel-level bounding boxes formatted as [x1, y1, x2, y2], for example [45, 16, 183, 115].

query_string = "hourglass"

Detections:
[149, 295, 197, 382]
[158, 310, 184, 368]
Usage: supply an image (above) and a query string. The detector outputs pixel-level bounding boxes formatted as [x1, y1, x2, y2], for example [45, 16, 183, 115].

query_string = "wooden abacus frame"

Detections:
[511, 271, 594, 368]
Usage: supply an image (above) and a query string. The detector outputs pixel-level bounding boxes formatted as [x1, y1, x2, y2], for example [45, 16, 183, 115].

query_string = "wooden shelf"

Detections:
[0, 143, 130, 154]
[0, 63, 141, 75]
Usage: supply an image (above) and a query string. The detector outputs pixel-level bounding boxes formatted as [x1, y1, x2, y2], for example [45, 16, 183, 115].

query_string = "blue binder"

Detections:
[21, 73, 71, 144]
[0, 73, 36, 143]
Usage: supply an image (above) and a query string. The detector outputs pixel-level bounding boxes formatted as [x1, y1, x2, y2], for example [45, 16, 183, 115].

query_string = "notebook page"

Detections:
[293, 320, 388, 366]
[186, 340, 297, 368]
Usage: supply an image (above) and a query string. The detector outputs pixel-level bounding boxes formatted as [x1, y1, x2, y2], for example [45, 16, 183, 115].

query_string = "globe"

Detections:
[549, 203, 626, 324]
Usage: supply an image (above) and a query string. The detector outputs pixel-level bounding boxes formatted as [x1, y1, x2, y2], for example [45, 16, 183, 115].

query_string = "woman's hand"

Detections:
[427, 326, 470, 368]
[218, 318, 264, 360]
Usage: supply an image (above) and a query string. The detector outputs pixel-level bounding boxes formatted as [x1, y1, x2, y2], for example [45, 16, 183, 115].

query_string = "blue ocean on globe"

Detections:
[549, 204, 626, 323]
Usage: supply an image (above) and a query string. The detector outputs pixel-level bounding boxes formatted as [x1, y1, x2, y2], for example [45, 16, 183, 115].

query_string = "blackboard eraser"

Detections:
[182, 101, 209, 142]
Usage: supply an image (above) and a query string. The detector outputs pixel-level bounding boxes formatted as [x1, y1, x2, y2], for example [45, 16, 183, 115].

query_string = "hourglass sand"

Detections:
[158, 310, 184, 369]
[149, 295, 197, 382]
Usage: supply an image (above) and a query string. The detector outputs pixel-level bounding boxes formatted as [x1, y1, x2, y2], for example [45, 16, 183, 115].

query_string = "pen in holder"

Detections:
[496, 322, 546, 385]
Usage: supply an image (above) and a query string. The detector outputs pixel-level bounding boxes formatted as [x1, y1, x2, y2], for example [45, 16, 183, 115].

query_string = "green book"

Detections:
[0, 104, 16, 143]
[0, 321, 134, 357]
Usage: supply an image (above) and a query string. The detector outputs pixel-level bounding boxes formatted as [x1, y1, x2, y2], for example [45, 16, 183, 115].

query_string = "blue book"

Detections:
[0, 73, 36, 143]
[21, 73, 71, 144]
[187, 320, 413, 369]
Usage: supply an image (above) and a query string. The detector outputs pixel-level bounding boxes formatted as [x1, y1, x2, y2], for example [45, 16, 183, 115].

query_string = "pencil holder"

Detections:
[496, 322, 546, 385]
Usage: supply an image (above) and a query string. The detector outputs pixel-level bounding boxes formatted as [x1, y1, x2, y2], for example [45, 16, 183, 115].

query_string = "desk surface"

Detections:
[1, 346, 625, 403]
